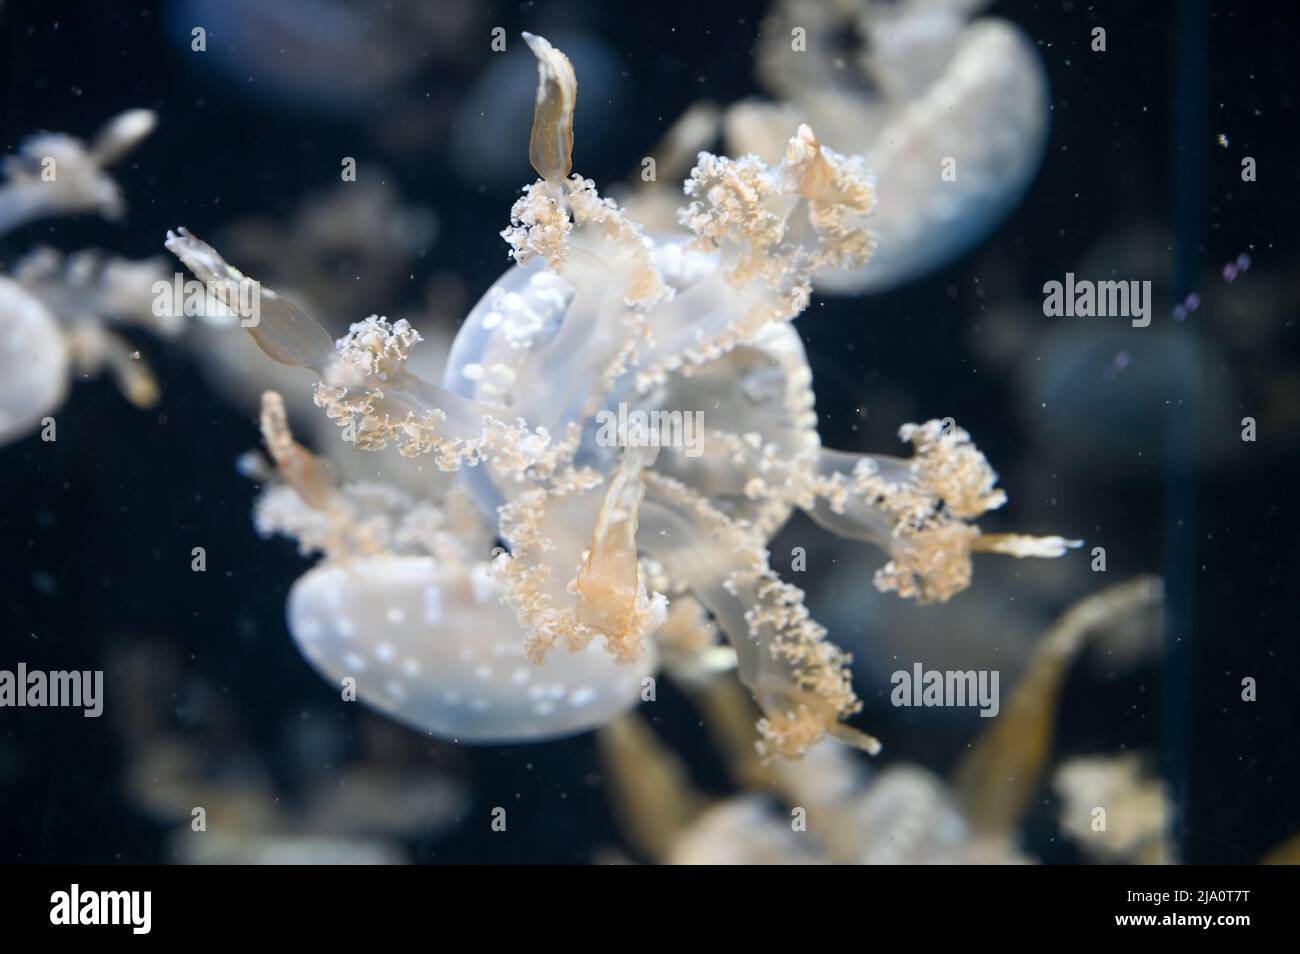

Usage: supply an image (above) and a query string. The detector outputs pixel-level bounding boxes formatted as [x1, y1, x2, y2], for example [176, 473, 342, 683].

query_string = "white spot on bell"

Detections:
[568, 686, 596, 708]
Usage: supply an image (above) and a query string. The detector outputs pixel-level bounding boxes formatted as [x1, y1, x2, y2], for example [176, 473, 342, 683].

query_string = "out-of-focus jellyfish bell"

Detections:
[0, 277, 69, 443]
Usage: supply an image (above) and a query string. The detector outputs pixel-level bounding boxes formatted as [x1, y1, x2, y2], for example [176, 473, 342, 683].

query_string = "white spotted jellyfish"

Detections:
[166, 34, 1077, 758]
[725, 0, 1051, 294]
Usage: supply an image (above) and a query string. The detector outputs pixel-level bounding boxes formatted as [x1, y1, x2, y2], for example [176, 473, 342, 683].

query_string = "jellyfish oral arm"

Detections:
[166, 228, 569, 478]
[639, 473, 876, 760]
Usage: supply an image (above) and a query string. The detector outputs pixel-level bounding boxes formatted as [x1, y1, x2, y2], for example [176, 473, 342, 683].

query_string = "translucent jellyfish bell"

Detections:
[727, 1, 1050, 293]
[641, 321, 818, 535]
[288, 555, 656, 742]
[442, 237, 819, 533]
[252, 391, 657, 743]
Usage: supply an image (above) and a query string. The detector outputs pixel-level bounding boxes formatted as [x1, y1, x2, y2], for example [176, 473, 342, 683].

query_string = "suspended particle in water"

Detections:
[1103, 351, 1131, 381]
[1217, 133, 1229, 148]
[1172, 292, 1201, 321]
[1223, 252, 1252, 282]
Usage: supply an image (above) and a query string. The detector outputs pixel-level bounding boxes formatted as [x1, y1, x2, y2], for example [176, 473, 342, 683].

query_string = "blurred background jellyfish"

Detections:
[169, 0, 423, 110]
[170, 0, 626, 186]
[221, 175, 438, 326]
[722, 0, 1050, 293]
[0, 109, 155, 233]
[0, 110, 173, 445]
[183, 173, 441, 436]
[165, 0, 534, 158]
[597, 576, 1164, 864]
[970, 224, 1295, 479]
[109, 635, 468, 864]
[166, 33, 1075, 760]
[1052, 753, 1173, 864]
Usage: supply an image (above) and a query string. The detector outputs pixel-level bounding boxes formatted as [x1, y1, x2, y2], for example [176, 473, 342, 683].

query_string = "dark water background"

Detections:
[0, 0, 1297, 863]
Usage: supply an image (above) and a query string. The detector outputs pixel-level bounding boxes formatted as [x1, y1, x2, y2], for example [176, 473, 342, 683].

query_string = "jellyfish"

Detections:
[0, 110, 170, 446]
[952, 576, 1164, 835]
[219, 174, 438, 324]
[168, 0, 425, 111]
[167, 0, 491, 158]
[0, 247, 173, 445]
[0, 109, 156, 234]
[252, 391, 657, 742]
[108, 636, 468, 864]
[167, 33, 1075, 759]
[182, 173, 441, 446]
[723, 0, 1050, 293]
[599, 703, 1026, 864]
[1052, 754, 1173, 864]
[597, 576, 1162, 864]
